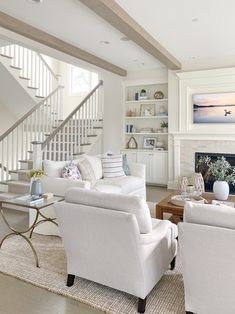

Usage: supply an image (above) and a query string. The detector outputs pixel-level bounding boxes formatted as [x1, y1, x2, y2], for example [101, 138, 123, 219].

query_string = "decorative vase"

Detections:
[31, 179, 43, 197]
[213, 180, 229, 200]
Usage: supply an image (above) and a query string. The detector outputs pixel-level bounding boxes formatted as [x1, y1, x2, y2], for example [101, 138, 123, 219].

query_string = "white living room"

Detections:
[0, 1, 235, 314]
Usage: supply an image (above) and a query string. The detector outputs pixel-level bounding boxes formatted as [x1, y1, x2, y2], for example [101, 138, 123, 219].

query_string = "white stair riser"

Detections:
[0, 56, 38, 101]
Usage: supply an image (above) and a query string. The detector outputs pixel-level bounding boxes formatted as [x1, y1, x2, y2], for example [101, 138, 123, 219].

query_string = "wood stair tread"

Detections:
[0, 53, 13, 59]
[18, 160, 33, 163]
[10, 65, 22, 70]
[7, 180, 30, 187]
[19, 76, 30, 80]
[9, 169, 29, 174]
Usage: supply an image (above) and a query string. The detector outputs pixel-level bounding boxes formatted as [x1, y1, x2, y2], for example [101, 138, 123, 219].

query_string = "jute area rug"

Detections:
[0, 234, 184, 314]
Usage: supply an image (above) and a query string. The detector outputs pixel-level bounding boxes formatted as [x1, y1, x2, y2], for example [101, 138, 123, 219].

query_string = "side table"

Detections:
[0, 195, 64, 267]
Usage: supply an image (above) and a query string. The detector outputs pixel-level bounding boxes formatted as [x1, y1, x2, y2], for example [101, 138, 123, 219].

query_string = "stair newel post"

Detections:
[32, 141, 43, 170]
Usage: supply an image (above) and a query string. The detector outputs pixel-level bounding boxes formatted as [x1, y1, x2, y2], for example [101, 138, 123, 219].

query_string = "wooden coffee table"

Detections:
[156, 191, 235, 224]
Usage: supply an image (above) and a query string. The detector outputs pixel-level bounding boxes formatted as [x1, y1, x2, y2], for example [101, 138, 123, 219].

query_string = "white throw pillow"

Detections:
[101, 155, 126, 178]
[43, 160, 67, 177]
[65, 187, 152, 234]
[85, 155, 102, 180]
[78, 158, 96, 186]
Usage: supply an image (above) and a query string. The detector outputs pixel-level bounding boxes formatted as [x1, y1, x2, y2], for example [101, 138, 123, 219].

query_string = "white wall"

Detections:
[100, 71, 123, 154]
[57, 62, 89, 118]
[0, 103, 17, 135]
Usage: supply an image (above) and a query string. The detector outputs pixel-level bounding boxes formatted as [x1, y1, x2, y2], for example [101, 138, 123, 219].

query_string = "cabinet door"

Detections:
[124, 151, 137, 163]
[137, 152, 153, 183]
[152, 153, 168, 184]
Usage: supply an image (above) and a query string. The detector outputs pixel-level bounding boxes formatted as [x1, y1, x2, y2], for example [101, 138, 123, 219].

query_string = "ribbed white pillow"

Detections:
[101, 155, 125, 178]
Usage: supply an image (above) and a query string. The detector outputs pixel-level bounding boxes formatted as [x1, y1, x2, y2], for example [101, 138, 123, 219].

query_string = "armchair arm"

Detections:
[128, 162, 145, 179]
[41, 177, 91, 196]
[140, 220, 178, 245]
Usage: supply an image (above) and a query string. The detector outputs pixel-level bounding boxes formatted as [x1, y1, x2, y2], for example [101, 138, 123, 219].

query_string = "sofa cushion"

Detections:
[101, 155, 125, 178]
[85, 155, 102, 180]
[93, 183, 122, 194]
[77, 158, 96, 186]
[43, 160, 68, 177]
[65, 187, 152, 234]
[62, 162, 81, 181]
[97, 176, 144, 195]
[43, 158, 84, 177]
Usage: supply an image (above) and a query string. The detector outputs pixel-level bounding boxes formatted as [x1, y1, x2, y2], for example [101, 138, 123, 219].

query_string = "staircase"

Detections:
[0, 43, 103, 204]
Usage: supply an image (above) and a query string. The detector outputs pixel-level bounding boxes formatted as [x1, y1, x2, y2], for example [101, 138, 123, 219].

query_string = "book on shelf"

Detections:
[16, 195, 44, 205]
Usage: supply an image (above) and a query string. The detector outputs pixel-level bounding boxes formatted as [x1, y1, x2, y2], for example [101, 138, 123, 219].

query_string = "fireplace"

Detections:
[195, 152, 235, 194]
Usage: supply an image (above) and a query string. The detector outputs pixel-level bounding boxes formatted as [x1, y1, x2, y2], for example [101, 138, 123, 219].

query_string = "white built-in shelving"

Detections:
[123, 82, 169, 185]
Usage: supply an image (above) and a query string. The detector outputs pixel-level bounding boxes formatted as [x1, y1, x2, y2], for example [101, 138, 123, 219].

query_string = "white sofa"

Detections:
[29, 155, 146, 235]
[42, 156, 146, 198]
[54, 188, 178, 313]
[179, 201, 235, 314]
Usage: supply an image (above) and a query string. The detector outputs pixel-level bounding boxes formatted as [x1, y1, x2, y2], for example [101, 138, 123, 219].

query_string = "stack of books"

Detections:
[16, 195, 44, 205]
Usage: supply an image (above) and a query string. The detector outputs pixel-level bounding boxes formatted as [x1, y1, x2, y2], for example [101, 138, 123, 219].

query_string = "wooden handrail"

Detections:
[0, 86, 63, 142]
[42, 80, 103, 149]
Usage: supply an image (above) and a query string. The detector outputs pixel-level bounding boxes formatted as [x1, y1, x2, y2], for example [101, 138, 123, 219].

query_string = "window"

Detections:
[70, 66, 98, 96]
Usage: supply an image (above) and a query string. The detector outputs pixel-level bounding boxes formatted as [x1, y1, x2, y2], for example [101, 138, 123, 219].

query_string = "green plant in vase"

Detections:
[199, 156, 235, 200]
[160, 121, 168, 133]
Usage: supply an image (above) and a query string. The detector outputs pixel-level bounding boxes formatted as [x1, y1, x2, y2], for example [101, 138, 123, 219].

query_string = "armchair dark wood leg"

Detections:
[66, 274, 75, 287]
[170, 256, 176, 270]
[138, 297, 147, 313]
[186, 311, 194, 314]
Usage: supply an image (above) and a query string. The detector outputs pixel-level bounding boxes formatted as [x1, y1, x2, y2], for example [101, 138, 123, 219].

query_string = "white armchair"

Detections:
[54, 188, 178, 313]
[179, 201, 235, 314]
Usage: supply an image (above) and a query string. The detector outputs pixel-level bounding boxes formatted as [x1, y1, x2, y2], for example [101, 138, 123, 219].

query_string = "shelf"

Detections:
[126, 132, 168, 135]
[122, 149, 168, 153]
[125, 99, 168, 104]
[125, 115, 168, 119]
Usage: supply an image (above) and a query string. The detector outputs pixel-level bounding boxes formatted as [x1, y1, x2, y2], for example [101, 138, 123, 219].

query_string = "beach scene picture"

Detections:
[193, 92, 235, 123]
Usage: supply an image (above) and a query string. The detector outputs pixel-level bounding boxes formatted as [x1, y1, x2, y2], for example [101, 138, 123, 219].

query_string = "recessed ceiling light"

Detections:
[192, 18, 199, 22]
[120, 36, 130, 41]
[99, 40, 110, 45]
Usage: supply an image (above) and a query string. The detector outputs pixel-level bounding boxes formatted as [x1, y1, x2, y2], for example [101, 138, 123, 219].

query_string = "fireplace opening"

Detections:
[195, 152, 235, 194]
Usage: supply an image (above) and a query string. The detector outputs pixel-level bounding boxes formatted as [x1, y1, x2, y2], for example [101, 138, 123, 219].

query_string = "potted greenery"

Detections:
[140, 89, 146, 96]
[199, 156, 235, 200]
[160, 121, 168, 133]
[28, 169, 46, 197]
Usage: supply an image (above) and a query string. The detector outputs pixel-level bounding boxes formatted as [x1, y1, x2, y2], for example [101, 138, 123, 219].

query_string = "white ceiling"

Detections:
[0, 0, 235, 72]
[0, 0, 163, 72]
[115, 0, 235, 66]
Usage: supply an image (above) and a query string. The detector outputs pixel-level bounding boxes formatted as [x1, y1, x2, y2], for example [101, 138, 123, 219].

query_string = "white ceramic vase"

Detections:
[213, 180, 229, 200]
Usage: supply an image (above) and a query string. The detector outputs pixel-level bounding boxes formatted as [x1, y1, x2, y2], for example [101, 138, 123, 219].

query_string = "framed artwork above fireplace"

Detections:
[193, 92, 235, 124]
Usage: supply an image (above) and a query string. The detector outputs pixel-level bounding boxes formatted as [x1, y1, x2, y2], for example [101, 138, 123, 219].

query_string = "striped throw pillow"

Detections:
[102, 155, 126, 178]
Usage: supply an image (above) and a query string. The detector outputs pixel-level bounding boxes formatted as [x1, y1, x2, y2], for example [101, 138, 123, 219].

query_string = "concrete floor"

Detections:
[0, 186, 170, 314]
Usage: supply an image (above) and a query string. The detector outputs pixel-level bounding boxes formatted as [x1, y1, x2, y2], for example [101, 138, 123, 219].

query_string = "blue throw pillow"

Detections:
[122, 154, 131, 176]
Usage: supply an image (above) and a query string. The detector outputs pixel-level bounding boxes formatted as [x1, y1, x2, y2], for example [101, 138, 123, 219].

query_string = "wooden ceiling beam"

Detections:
[79, 0, 181, 70]
[0, 11, 127, 76]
